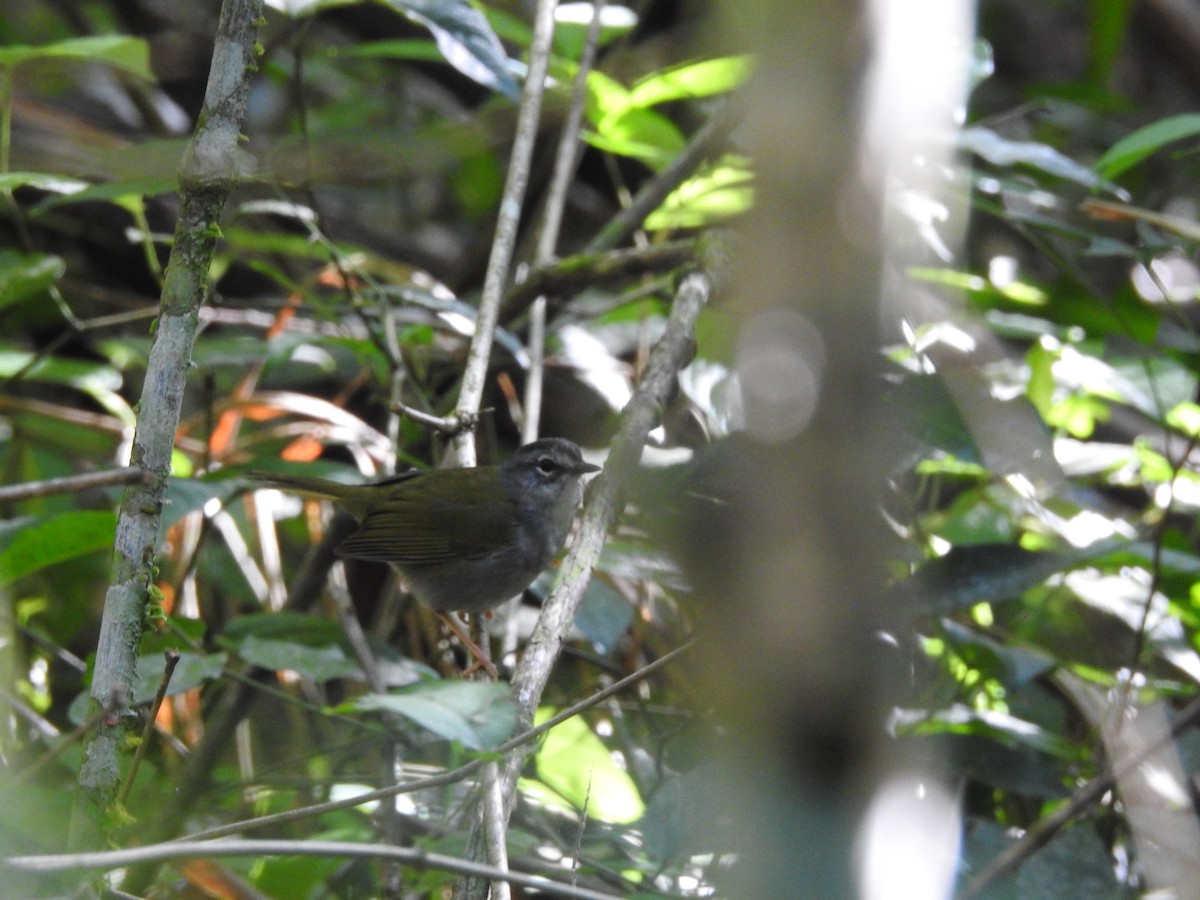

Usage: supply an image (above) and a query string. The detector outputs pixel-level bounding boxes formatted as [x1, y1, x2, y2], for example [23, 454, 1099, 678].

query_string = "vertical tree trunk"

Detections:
[690, 1, 886, 895]
[68, 0, 264, 851]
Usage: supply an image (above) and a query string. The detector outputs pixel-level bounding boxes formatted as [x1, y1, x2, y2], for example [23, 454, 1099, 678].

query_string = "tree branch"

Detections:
[503, 273, 706, 815]
[450, 0, 560, 464]
[67, 0, 264, 851]
[5, 839, 625, 900]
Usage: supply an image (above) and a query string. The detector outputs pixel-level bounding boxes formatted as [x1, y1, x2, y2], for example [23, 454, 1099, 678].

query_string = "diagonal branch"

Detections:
[506, 272, 708, 769]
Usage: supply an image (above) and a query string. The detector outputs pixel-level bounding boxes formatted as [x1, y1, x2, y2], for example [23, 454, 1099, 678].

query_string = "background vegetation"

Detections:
[2, 0, 1200, 897]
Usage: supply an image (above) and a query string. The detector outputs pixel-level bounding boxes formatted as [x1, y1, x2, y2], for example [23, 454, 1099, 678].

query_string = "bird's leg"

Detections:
[437, 611, 497, 679]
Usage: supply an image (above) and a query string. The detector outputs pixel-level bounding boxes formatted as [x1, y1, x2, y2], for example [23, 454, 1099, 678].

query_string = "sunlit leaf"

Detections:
[33, 177, 176, 208]
[628, 55, 752, 108]
[587, 106, 686, 169]
[527, 708, 644, 824]
[1167, 402, 1200, 438]
[646, 155, 754, 229]
[896, 703, 1074, 757]
[553, 3, 637, 60]
[1044, 393, 1109, 438]
[585, 69, 635, 122]
[0, 172, 89, 194]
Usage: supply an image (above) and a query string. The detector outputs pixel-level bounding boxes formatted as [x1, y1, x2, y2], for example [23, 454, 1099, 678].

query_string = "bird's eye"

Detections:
[537, 456, 557, 474]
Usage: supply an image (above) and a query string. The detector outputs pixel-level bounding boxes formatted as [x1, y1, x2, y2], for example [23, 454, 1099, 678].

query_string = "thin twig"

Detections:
[446, 0, 561, 893]
[170, 641, 693, 842]
[14, 694, 123, 783]
[0, 467, 153, 504]
[4, 839, 625, 900]
[450, 0, 559, 465]
[960, 691, 1200, 897]
[481, 759, 512, 900]
[522, 0, 608, 445]
[502, 239, 697, 322]
[115, 649, 180, 808]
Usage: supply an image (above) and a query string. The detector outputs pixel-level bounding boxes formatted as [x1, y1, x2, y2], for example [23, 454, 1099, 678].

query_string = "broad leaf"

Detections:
[134, 650, 228, 704]
[0, 510, 116, 586]
[0, 35, 152, 79]
[381, 0, 519, 98]
[0, 251, 65, 311]
[524, 708, 644, 824]
[629, 55, 752, 108]
[351, 680, 516, 750]
[237, 635, 361, 682]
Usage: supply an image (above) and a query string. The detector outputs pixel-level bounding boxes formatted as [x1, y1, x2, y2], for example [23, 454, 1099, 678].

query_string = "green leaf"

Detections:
[253, 853, 344, 898]
[1167, 401, 1200, 438]
[0, 510, 117, 586]
[0, 342, 132, 425]
[899, 703, 1074, 757]
[1087, 0, 1132, 86]
[0, 251, 65, 311]
[224, 611, 349, 647]
[341, 39, 445, 63]
[588, 106, 686, 169]
[573, 578, 634, 652]
[141, 615, 207, 654]
[959, 126, 1125, 195]
[133, 650, 227, 704]
[629, 55, 752, 108]
[0, 172, 90, 195]
[891, 544, 1081, 615]
[33, 176, 176, 209]
[351, 680, 516, 750]
[525, 709, 644, 824]
[161, 476, 247, 529]
[237, 635, 361, 682]
[585, 69, 635, 122]
[262, 0, 354, 16]
[0, 35, 152, 79]
[1094, 113, 1200, 181]
[0, 344, 121, 391]
[646, 155, 754, 229]
[379, 0, 519, 98]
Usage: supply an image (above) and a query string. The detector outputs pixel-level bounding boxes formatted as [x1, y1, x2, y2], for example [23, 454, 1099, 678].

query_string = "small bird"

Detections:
[253, 438, 599, 669]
